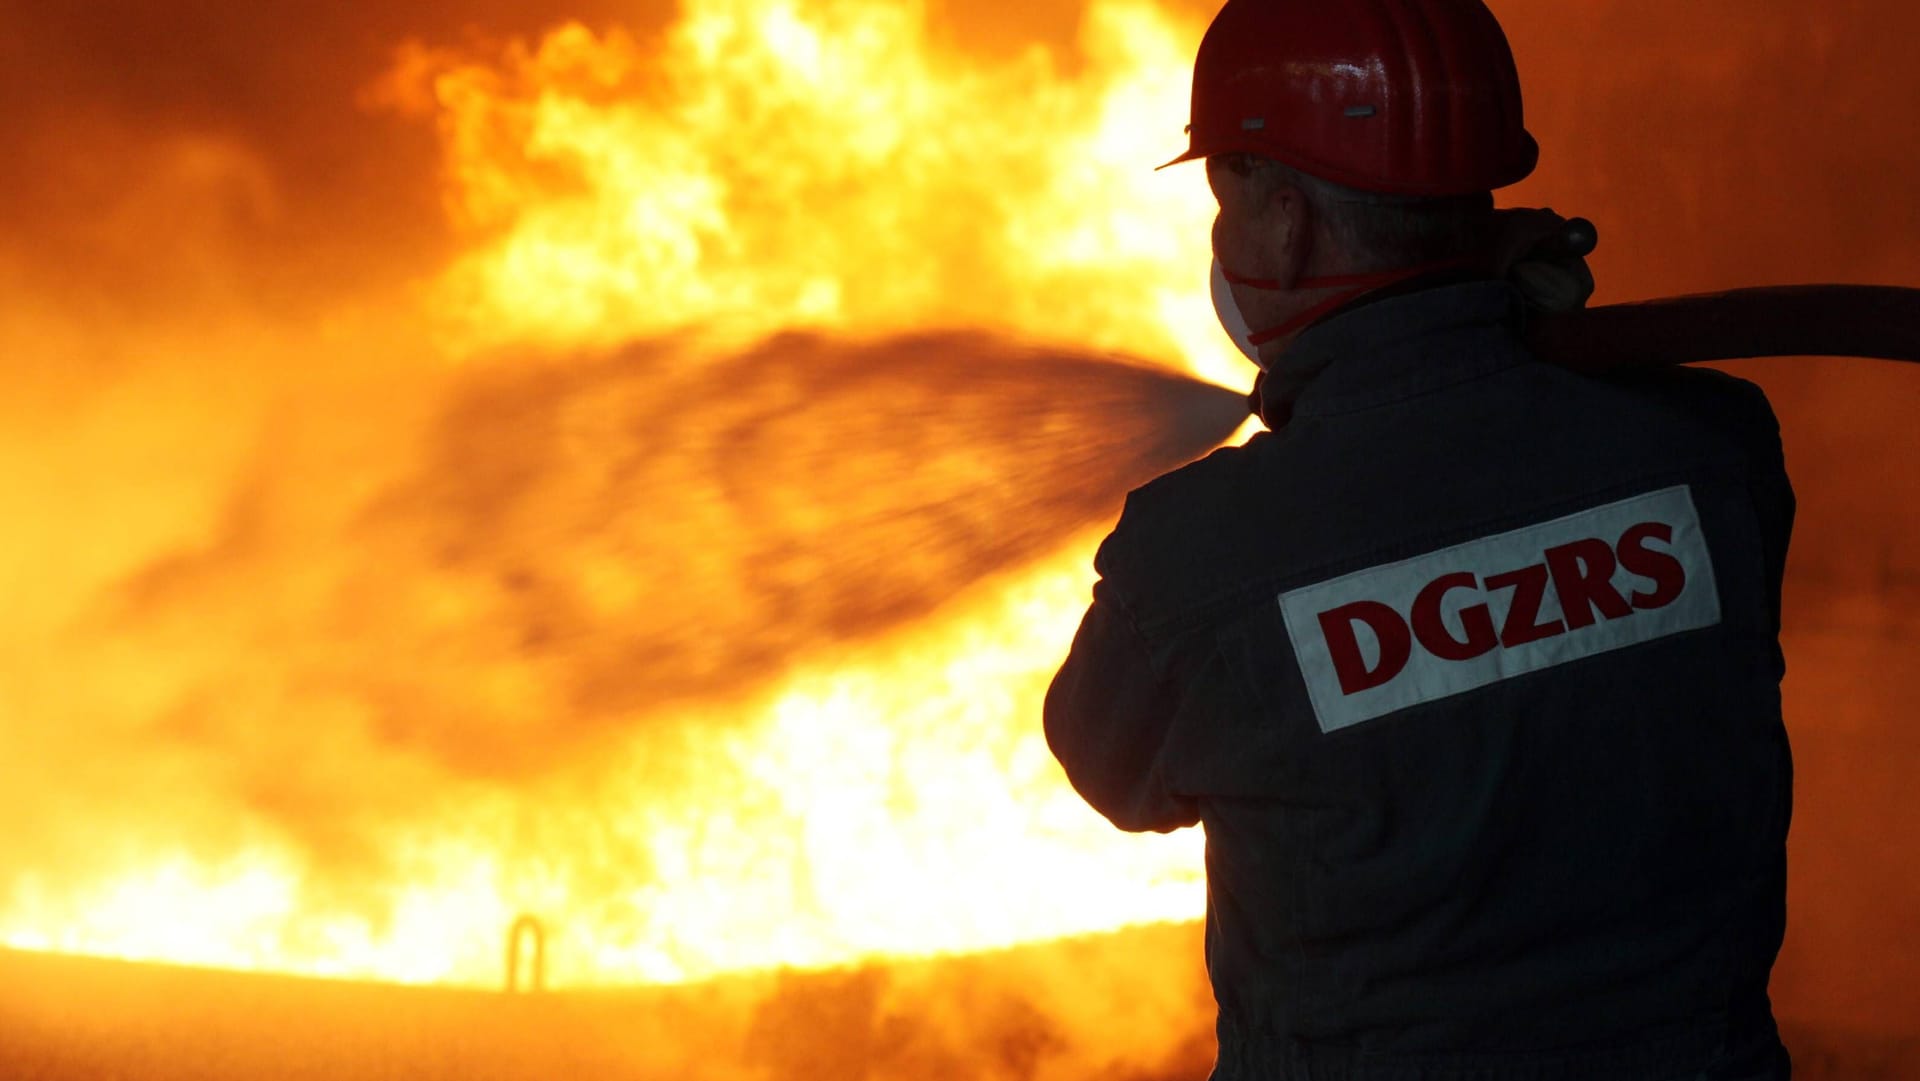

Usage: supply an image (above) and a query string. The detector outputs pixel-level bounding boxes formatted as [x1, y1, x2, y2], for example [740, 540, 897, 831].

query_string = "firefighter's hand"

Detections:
[1489, 207, 1597, 313]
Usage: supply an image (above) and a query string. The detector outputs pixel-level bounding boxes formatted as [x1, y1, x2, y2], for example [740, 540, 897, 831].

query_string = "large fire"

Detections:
[375, 0, 1239, 380]
[0, 0, 1243, 988]
[4, 1, 1918, 1066]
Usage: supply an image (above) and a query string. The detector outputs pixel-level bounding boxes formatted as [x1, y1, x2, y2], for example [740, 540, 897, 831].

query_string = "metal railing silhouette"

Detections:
[505, 914, 547, 993]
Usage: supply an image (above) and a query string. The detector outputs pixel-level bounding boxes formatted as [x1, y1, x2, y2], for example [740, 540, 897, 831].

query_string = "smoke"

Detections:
[0, 0, 1113, 324]
[0, 0, 668, 318]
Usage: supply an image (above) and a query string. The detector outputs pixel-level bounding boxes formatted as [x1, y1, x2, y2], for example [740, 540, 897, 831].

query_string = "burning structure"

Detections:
[0, 0, 1916, 1076]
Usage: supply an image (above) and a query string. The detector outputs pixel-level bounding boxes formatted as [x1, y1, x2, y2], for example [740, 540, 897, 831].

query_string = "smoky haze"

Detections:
[0, 0, 662, 315]
[0, 0, 1095, 320]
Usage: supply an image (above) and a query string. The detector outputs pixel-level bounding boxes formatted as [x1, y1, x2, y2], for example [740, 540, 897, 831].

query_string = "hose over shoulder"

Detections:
[1528, 285, 1920, 373]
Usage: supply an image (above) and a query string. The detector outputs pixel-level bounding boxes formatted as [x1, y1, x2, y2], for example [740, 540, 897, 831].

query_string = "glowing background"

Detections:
[0, 0, 1915, 1062]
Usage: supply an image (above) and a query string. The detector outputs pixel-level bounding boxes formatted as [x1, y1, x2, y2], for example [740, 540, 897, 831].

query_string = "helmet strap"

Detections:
[1221, 259, 1475, 347]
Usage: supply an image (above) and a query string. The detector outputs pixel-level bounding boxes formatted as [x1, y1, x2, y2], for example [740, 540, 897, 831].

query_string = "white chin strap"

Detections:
[1211, 256, 1265, 369]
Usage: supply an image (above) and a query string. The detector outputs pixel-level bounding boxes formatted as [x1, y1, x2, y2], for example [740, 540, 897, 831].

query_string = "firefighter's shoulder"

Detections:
[1591, 362, 1784, 462]
[1092, 437, 1272, 592]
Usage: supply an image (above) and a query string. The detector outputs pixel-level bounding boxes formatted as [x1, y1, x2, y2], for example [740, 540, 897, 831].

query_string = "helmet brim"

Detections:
[1154, 147, 1204, 172]
[1155, 131, 1540, 196]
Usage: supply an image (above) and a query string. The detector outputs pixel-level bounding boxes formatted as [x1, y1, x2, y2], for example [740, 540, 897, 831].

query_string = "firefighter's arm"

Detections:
[1732, 379, 1795, 650]
[1044, 579, 1201, 834]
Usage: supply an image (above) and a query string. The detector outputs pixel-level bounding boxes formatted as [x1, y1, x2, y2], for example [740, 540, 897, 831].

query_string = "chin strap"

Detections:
[1222, 258, 1476, 346]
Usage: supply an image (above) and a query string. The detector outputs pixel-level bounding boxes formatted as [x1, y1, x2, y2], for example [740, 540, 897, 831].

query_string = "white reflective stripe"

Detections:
[1278, 485, 1721, 734]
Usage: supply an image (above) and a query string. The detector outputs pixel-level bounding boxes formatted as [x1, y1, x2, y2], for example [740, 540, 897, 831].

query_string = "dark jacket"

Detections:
[1045, 279, 1795, 1081]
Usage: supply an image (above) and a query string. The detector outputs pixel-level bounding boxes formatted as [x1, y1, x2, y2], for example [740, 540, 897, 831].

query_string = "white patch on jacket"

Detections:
[1279, 485, 1721, 734]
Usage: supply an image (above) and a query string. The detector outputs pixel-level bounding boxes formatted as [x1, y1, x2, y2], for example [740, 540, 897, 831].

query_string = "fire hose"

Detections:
[1525, 218, 1920, 372]
[1530, 283, 1920, 373]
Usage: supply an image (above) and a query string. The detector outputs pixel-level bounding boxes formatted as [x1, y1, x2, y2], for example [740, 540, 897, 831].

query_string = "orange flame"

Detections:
[0, 0, 1240, 988]
[11, 0, 1916, 1027]
[372, 0, 1240, 384]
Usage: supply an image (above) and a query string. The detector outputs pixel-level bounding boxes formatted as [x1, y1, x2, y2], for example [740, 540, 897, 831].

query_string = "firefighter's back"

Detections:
[1096, 280, 1794, 1080]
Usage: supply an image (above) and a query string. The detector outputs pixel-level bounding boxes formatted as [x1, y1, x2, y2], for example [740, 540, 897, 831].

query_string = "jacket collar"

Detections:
[1256, 278, 1531, 427]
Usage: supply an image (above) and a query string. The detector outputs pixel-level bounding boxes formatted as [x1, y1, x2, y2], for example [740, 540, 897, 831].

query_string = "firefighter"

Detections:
[1043, 2, 1795, 1079]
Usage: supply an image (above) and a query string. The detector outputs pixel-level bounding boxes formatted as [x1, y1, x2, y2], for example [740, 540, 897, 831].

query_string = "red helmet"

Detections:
[1161, 0, 1539, 196]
